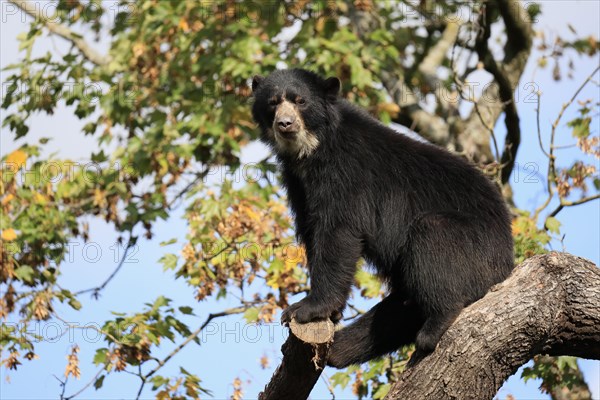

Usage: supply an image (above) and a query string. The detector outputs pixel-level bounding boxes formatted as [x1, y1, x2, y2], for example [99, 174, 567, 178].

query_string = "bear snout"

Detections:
[276, 114, 297, 133]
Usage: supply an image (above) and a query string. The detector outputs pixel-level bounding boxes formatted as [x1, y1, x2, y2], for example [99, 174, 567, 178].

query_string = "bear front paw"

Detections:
[281, 296, 342, 324]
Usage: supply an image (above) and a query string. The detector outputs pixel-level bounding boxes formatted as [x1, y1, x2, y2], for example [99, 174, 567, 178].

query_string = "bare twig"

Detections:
[453, 73, 501, 163]
[534, 65, 600, 218]
[474, 1, 530, 184]
[74, 235, 136, 297]
[64, 368, 104, 400]
[167, 169, 209, 209]
[547, 193, 600, 220]
[56, 374, 67, 400]
[52, 313, 123, 344]
[8, 0, 110, 66]
[535, 92, 551, 158]
[135, 306, 247, 399]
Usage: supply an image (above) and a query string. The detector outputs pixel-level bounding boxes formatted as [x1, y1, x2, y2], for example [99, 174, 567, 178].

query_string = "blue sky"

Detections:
[1, 1, 599, 399]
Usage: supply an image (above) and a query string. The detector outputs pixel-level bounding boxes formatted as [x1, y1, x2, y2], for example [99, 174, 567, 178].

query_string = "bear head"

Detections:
[251, 69, 341, 159]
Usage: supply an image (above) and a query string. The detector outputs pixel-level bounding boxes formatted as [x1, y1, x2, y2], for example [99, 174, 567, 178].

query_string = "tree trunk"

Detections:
[260, 252, 600, 400]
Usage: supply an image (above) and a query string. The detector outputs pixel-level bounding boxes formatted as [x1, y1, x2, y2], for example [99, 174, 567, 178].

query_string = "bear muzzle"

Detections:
[274, 101, 302, 137]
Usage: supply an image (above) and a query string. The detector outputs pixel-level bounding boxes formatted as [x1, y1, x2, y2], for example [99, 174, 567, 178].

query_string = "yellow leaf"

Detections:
[378, 103, 400, 117]
[266, 275, 279, 289]
[93, 188, 107, 208]
[33, 192, 47, 205]
[511, 220, 521, 235]
[1, 194, 14, 205]
[242, 205, 260, 222]
[6, 150, 27, 168]
[2, 229, 17, 241]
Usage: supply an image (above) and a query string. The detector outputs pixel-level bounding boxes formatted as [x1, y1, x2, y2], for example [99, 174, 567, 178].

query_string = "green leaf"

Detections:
[330, 371, 351, 389]
[151, 375, 169, 390]
[153, 296, 170, 309]
[94, 375, 105, 390]
[14, 265, 35, 284]
[93, 348, 108, 364]
[355, 268, 381, 298]
[556, 356, 578, 370]
[178, 306, 194, 315]
[545, 216, 562, 234]
[160, 238, 177, 246]
[159, 253, 178, 270]
[82, 122, 97, 135]
[373, 383, 391, 399]
[243, 307, 259, 323]
[567, 117, 591, 138]
[68, 298, 82, 310]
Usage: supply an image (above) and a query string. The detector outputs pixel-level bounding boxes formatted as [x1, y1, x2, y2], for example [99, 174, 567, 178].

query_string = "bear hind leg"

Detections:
[415, 308, 461, 353]
[327, 292, 423, 368]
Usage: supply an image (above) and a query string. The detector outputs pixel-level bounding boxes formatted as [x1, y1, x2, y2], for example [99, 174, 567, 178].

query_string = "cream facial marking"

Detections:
[271, 96, 319, 158]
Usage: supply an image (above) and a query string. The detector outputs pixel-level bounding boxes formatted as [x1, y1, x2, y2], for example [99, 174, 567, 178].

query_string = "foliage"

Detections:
[1, 0, 598, 398]
[522, 356, 586, 394]
[330, 346, 412, 400]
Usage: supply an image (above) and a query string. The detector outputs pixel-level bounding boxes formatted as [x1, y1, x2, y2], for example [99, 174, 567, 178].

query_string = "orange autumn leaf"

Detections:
[2, 229, 17, 241]
[1, 194, 14, 205]
[178, 18, 190, 31]
[6, 150, 27, 168]
[511, 221, 521, 235]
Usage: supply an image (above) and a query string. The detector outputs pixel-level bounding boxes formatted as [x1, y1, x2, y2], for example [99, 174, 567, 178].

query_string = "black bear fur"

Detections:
[251, 69, 514, 367]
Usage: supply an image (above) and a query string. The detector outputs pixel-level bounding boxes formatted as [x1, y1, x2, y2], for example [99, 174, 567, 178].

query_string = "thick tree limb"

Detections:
[259, 319, 335, 400]
[386, 252, 600, 399]
[8, 0, 110, 66]
[261, 253, 599, 400]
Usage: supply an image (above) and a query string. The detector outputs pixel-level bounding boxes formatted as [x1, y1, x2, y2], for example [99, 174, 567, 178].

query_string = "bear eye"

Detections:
[296, 97, 306, 105]
[268, 98, 278, 106]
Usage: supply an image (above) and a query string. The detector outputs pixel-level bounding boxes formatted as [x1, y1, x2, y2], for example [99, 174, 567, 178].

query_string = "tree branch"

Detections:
[419, 21, 461, 85]
[259, 319, 335, 400]
[459, 0, 533, 181]
[385, 252, 600, 399]
[8, 0, 110, 66]
[345, 2, 452, 145]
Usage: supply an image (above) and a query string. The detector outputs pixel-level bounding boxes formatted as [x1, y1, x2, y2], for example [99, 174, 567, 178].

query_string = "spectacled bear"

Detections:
[251, 69, 514, 367]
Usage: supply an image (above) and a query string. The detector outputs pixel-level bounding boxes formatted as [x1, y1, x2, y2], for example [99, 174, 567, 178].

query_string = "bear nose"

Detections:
[277, 116, 296, 131]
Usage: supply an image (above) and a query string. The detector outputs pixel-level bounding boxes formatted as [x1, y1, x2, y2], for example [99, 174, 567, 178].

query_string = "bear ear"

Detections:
[324, 77, 341, 97]
[252, 75, 264, 92]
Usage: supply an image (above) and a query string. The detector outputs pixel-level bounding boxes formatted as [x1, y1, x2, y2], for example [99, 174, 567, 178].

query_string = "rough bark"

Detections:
[386, 252, 600, 400]
[261, 253, 600, 400]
